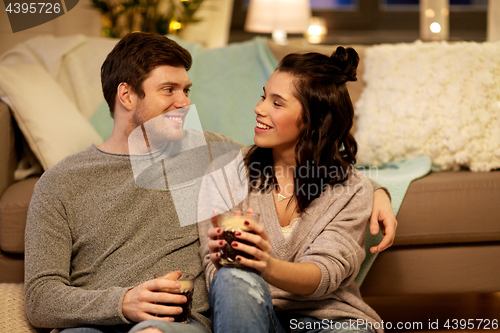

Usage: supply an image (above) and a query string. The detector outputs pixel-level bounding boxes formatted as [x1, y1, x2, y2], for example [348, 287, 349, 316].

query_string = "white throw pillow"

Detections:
[0, 63, 103, 170]
[355, 41, 500, 172]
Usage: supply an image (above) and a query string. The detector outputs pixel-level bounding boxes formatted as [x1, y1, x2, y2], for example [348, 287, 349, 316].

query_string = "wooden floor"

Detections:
[364, 293, 500, 332]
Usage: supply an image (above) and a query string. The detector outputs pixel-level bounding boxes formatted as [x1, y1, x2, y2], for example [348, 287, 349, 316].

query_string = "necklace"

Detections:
[277, 193, 287, 202]
[273, 192, 298, 227]
[275, 185, 290, 203]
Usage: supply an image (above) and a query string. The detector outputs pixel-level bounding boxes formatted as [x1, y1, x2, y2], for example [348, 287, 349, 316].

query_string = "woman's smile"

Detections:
[255, 120, 273, 132]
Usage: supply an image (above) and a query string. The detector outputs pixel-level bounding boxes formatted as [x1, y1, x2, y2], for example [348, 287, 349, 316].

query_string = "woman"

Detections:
[199, 47, 385, 333]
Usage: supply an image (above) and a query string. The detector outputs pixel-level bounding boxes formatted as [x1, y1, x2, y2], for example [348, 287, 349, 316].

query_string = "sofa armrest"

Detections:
[0, 101, 17, 197]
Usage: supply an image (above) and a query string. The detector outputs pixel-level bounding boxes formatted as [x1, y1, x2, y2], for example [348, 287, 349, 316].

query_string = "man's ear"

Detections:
[116, 82, 135, 111]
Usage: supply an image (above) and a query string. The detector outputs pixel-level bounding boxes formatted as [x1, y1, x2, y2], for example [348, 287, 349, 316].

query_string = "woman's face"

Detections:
[253, 71, 304, 153]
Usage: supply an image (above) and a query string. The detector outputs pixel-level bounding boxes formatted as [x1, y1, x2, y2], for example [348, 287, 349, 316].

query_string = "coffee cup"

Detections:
[217, 212, 260, 268]
[154, 271, 195, 323]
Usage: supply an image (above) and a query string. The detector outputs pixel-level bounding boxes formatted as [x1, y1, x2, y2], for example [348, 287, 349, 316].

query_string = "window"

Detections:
[310, 0, 357, 10]
[380, 0, 488, 11]
[230, 0, 487, 43]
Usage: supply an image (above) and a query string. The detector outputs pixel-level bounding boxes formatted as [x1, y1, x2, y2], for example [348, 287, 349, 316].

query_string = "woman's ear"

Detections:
[116, 82, 135, 111]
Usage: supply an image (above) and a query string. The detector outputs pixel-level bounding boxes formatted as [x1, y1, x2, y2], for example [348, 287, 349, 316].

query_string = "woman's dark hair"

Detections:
[101, 32, 192, 118]
[245, 46, 359, 213]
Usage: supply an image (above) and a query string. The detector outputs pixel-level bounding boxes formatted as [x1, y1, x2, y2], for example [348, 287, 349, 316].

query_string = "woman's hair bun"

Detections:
[330, 46, 359, 82]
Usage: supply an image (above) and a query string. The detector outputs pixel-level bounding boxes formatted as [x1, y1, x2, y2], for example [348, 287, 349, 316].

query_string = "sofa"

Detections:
[0, 36, 499, 332]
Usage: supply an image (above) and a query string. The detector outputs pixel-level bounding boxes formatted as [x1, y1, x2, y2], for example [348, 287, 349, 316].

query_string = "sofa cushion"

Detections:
[0, 177, 39, 254]
[355, 41, 500, 172]
[395, 171, 500, 246]
[0, 102, 16, 197]
[0, 63, 103, 171]
[361, 242, 500, 296]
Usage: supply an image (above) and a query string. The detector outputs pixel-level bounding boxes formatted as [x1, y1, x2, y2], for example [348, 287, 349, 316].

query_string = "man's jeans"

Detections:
[59, 318, 208, 333]
[209, 266, 374, 333]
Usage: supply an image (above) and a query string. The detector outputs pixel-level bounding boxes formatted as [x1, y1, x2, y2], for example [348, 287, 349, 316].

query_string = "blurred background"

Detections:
[0, 0, 495, 55]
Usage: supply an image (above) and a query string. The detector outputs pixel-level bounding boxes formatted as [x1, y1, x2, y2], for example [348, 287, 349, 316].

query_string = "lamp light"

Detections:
[245, 0, 312, 45]
[305, 16, 327, 44]
[420, 0, 449, 41]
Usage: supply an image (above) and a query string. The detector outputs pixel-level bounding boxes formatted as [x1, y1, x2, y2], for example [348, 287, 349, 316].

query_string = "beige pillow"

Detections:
[0, 63, 103, 170]
[355, 41, 500, 172]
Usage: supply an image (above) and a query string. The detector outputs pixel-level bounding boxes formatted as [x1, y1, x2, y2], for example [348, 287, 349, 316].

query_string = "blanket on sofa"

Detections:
[356, 156, 432, 284]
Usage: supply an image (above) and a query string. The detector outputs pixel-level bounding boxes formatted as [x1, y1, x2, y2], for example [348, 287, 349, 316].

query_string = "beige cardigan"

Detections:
[199, 169, 383, 333]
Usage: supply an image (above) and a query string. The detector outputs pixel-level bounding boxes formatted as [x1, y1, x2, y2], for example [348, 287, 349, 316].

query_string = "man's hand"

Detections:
[122, 271, 187, 322]
[369, 189, 398, 253]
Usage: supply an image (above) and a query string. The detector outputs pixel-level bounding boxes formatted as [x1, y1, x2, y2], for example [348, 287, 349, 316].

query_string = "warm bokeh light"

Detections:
[430, 22, 442, 33]
[170, 21, 182, 31]
[305, 17, 327, 44]
[308, 24, 322, 36]
[425, 8, 435, 18]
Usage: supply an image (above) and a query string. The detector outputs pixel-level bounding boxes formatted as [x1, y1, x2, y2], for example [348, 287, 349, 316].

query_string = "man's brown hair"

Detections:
[101, 32, 192, 117]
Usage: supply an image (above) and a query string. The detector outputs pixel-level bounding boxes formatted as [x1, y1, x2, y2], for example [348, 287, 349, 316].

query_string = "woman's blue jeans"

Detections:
[209, 266, 373, 333]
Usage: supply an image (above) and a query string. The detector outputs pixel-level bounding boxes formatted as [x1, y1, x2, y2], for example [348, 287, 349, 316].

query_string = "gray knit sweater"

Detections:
[24, 130, 237, 331]
[199, 169, 383, 333]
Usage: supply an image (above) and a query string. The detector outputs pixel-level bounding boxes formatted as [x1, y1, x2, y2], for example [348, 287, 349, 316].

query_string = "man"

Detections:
[25, 32, 396, 333]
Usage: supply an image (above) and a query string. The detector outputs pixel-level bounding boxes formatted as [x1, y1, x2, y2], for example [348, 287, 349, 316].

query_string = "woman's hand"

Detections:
[229, 214, 273, 276]
[369, 189, 398, 253]
[206, 209, 257, 271]
[234, 218, 321, 294]
[207, 210, 321, 294]
[207, 209, 273, 276]
[207, 211, 224, 271]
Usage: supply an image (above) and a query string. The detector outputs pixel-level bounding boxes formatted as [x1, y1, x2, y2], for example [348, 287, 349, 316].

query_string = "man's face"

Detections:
[131, 65, 192, 149]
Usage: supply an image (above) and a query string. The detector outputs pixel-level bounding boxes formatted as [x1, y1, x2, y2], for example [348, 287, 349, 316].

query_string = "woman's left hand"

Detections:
[231, 212, 273, 276]
[369, 189, 398, 253]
